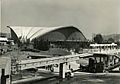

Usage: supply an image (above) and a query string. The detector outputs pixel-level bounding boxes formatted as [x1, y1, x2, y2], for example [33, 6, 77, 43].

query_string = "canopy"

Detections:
[7, 26, 86, 43]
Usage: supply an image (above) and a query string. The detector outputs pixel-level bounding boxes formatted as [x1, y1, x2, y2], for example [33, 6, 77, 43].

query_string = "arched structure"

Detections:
[7, 26, 86, 43]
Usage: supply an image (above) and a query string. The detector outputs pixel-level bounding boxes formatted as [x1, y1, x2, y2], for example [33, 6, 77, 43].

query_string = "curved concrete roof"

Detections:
[7, 26, 86, 42]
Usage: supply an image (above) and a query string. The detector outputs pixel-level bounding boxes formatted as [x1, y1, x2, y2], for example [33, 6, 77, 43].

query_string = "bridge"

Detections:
[0, 49, 119, 84]
[12, 53, 92, 78]
[14, 49, 120, 70]
[11, 49, 120, 78]
[17, 53, 92, 70]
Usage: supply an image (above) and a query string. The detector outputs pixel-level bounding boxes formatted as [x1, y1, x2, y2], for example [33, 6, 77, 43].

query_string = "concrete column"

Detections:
[94, 57, 97, 63]
[102, 57, 105, 63]
[112, 56, 114, 65]
[114, 58, 116, 64]
[107, 56, 111, 66]
[105, 56, 109, 66]
[59, 63, 67, 78]
[100, 57, 102, 62]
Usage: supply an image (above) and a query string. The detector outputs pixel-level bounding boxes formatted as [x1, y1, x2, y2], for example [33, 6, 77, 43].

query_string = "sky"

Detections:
[0, 0, 120, 39]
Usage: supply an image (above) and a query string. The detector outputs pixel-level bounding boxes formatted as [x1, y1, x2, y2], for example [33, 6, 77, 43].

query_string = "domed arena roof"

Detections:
[7, 26, 86, 43]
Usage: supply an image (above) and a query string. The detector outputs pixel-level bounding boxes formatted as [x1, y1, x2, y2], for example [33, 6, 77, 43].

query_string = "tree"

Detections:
[108, 38, 114, 43]
[33, 38, 49, 51]
[93, 34, 103, 43]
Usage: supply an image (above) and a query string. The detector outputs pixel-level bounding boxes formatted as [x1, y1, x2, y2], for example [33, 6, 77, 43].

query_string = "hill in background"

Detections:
[103, 34, 120, 42]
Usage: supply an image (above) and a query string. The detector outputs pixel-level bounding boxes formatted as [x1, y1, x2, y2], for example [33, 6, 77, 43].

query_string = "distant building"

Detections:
[0, 33, 7, 37]
[0, 37, 17, 53]
[0, 37, 8, 45]
[0, 32, 11, 38]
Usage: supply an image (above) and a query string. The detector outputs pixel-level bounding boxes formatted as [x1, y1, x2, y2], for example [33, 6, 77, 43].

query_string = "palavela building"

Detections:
[7, 26, 87, 51]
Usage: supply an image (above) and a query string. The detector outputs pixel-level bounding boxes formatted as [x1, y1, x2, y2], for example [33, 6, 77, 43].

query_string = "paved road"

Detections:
[31, 72, 120, 84]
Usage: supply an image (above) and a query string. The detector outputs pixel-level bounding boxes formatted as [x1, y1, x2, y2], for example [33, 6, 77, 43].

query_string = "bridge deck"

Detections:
[16, 53, 92, 70]
[12, 49, 120, 71]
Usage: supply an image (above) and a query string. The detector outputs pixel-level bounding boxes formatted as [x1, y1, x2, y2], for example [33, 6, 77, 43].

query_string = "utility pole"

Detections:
[0, 0, 2, 33]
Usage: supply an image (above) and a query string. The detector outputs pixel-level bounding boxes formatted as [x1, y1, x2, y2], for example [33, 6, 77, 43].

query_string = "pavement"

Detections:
[12, 76, 58, 84]
[12, 68, 59, 84]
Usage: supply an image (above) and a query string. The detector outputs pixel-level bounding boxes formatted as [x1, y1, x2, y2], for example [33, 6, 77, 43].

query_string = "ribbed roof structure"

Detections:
[7, 26, 86, 43]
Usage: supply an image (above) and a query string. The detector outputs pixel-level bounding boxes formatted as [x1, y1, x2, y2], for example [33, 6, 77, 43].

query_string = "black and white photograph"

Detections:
[0, 0, 120, 84]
